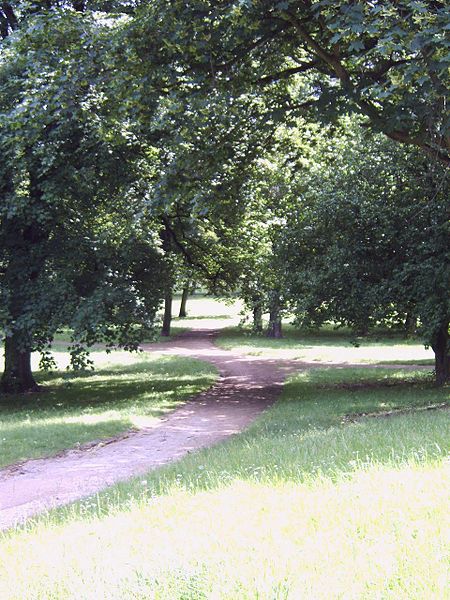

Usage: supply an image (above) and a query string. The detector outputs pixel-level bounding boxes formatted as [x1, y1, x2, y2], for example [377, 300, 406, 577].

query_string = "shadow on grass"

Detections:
[0, 419, 132, 467]
[1, 374, 212, 416]
[0, 363, 445, 536]
[47, 330, 188, 351]
[1, 356, 215, 414]
[0, 356, 216, 468]
[35, 366, 445, 527]
[279, 371, 440, 423]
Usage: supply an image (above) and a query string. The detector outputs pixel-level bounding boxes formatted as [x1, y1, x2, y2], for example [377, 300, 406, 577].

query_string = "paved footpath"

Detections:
[0, 328, 295, 530]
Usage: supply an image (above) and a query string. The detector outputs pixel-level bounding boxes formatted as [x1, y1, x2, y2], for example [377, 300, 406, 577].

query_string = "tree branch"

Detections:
[280, 10, 450, 164]
[1, 2, 17, 28]
[214, 23, 290, 74]
[363, 58, 410, 82]
[161, 215, 218, 281]
[255, 60, 319, 85]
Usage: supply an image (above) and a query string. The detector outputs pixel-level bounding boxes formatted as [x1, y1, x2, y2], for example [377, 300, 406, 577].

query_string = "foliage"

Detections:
[1, 2, 449, 388]
[275, 118, 449, 381]
[233, 157, 292, 333]
[0, 8, 166, 387]
[139, 0, 450, 163]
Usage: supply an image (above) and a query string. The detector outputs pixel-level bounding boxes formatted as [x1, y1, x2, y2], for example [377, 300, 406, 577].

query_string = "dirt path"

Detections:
[0, 327, 432, 531]
[0, 328, 295, 531]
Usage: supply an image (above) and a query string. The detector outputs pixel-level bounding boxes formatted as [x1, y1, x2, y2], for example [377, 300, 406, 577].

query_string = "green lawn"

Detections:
[170, 293, 244, 328]
[0, 294, 240, 468]
[217, 324, 435, 365]
[1, 366, 448, 599]
[0, 350, 216, 468]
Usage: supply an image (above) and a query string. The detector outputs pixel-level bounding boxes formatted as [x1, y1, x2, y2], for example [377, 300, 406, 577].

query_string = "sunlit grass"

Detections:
[0, 352, 217, 468]
[171, 293, 242, 318]
[2, 467, 446, 600]
[170, 293, 244, 329]
[1, 367, 447, 599]
[217, 324, 435, 364]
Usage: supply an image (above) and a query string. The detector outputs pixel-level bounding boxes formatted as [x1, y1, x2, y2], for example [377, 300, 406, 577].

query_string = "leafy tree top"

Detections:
[136, 0, 449, 164]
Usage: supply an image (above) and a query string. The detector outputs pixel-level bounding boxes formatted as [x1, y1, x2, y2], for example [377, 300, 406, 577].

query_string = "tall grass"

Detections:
[1, 367, 447, 599]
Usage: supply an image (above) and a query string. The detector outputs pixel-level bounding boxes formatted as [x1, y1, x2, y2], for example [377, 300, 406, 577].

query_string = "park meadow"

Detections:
[0, 2, 449, 599]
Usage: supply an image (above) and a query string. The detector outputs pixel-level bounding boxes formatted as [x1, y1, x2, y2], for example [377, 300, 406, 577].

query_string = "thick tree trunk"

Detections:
[267, 317, 282, 339]
[161, 286, 173, 337]
[431, 322, 449, 386]
[0, 157, 46, 396]
[1, 336, 38, 394]
[267, 293, 282, 339]
[252, 303, 263, 334]
[178, 285, 189, 318]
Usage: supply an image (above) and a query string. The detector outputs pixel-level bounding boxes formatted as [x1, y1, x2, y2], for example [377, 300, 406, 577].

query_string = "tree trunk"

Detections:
[1, 336, 38, 394]
[431, 322, 449, 386]
[252, 303, 263, 334]
[267, 293, 282, 339]
[161, 285, 173, 337]
[0, 157, 45, 396]
[355, 315, 370, 336]
[178, 285, 189, 318]
[267, 317, 282, 339]
[72, 1, 86, 11]
[404, 313, 417, 337]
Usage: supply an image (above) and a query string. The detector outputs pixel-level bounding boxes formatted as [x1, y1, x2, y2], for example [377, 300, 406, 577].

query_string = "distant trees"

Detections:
[224, 116, 448, 383]
[234, 157, 291, 338]
[128, 1, 449, 378]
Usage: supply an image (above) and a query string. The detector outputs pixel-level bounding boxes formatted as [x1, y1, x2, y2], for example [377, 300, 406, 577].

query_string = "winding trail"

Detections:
[0, 325, 432, 531]
[0, 328, 296, 530]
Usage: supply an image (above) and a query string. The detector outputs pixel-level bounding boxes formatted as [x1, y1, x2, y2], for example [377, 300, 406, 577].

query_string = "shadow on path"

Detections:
[0, 326, 289, 530]
[0, 325, 431, 530]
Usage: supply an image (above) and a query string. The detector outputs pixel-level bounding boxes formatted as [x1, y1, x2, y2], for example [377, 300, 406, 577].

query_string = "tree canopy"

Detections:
[274, 119, 449, 383]
[0, 1, 448, 390]
[135, 0, 449, 163]
[0, 5, 166, 391]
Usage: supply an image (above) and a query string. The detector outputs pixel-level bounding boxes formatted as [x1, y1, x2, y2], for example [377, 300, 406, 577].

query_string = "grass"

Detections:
[48, 294, 241, 351]
[170, 293, 244, 328]
[217, 323, 435, 365]
[0, 350, 216, 468]
[0, 294, 239, 467]
[1, 366, 448, 599]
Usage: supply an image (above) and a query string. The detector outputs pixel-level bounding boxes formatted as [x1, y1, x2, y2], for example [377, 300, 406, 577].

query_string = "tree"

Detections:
[0, 0, 138, 36]
[118, 40, 284, 332]
[178, 271, 196, 319]
[234, 157, 293, 338]
[137, 0, 449, 164]
[0, 8, 165, 393]
[278, 119, 449, 384]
